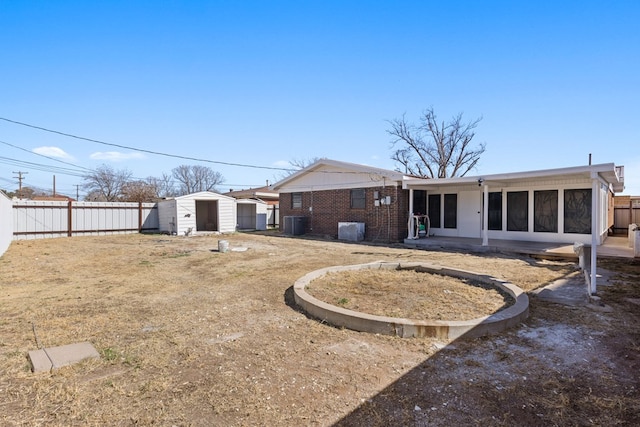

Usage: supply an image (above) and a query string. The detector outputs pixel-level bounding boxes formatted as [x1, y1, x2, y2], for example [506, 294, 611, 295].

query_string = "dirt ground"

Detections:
[0, 232, 638, 426]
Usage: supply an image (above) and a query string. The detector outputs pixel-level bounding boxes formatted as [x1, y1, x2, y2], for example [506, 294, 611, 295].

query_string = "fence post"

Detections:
[138, 202, 143, 232]
[67, 200, 73, 237]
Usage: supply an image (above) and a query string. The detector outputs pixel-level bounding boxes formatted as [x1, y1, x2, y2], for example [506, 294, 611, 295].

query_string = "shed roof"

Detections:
[224, 185, 278, 200]
[164, 191, 237, 202]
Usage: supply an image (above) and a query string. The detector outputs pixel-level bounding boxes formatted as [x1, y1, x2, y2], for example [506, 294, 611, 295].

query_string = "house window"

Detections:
[564, 189, 591, 234]
[428, 194, 441, 228]
[443, 194, 457, 229]
[350, 189, 366, 209]
[507, 191, 528, 231]
[291, 193, 302, 209]
[488, 192, 502, 230]
[534, 190, 558, 232]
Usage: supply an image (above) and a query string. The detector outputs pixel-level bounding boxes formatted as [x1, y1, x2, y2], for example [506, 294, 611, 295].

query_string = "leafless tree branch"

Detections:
[388, 108, 485, 178]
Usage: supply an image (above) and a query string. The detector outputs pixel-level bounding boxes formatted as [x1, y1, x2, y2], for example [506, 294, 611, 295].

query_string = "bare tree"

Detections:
[120, 180, 158, 203]
[274, 157, 322, 181]
[388, 108, 485, 178]
[172, 165, 224, 195]
[146, 172, 177, 199]
[83, 164, 132, 201]
[288, 157, 322, 171]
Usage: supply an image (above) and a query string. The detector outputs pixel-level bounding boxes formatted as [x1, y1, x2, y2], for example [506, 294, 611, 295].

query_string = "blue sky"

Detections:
[1, 1, 638, 198]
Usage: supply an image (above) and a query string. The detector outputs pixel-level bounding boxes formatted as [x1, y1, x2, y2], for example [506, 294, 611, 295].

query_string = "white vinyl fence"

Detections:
[12, 200, 159, 240]
[0, 192, 12, 257]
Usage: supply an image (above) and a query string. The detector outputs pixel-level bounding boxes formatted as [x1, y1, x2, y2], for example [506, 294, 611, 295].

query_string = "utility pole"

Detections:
[75, 184, 80, 201]
[12, 171, 28, 198]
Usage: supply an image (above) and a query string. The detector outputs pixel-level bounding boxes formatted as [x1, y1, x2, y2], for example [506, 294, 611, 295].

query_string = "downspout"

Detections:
[309, 189, 313, 232]
[482, 184, 489, 246]
[590, 172, 598, 294]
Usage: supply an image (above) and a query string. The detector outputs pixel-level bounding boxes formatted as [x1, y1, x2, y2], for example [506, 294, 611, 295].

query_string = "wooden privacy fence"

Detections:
[12, 200, 159, 240]
[613, 202, 640, 234]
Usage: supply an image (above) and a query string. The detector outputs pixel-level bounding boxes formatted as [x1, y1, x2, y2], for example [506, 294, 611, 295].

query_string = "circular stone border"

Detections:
[293, 261, 529, 340]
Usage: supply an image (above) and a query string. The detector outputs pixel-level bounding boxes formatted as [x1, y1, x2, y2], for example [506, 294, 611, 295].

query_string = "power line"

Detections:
[0, 139, 92, 172]
[0, 117, 296, 173]
[0, 156, 86, 177]
[0, 117, 393, 180]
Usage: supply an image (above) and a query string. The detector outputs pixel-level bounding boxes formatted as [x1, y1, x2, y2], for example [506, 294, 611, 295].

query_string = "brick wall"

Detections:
[279, 186, 409, 242]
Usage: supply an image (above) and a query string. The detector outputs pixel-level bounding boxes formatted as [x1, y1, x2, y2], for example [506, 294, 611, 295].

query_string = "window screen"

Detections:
[443, 194, 457, 229]
[428, 194, 441, 228]
[488, 192, 502, 230]
[564, 189, 591, 234]
[534, 190, 558, 232]
[351, 189, 366, 209]
[507, 191, 528, 231]
[292, 193, 302, 209]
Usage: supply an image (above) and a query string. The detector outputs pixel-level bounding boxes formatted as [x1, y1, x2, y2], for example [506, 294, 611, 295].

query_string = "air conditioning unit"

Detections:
[338, 222, 365, 242]
[284, 216, 306, 235]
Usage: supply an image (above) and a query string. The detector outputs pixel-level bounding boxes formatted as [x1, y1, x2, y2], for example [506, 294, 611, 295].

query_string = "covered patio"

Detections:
[402, 163, 626, 294]
[404, 235, 634, 259]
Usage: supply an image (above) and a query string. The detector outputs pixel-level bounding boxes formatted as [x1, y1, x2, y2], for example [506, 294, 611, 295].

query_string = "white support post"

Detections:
[482, 184, 489, 246]
[408, 188, 414, 239]
[590, 176, 598, 294]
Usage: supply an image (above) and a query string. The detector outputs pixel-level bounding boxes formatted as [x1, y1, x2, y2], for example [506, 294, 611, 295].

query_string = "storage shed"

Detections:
[157, 191, 237, 235]
[236, 198, 268, 231]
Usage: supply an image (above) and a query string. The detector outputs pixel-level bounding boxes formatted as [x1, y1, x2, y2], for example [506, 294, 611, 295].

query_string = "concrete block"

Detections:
[46, 342, 100, 369]
[28, 349, 53, 372]
[29, 342, 100, 373]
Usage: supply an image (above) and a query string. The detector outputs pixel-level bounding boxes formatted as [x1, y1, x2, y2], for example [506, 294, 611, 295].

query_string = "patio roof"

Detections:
[402, 163, 625, 193]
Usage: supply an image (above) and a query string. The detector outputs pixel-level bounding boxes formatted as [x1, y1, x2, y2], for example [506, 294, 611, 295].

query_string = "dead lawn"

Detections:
[0, 232, 638, 426]
[307, 269, 514, 320]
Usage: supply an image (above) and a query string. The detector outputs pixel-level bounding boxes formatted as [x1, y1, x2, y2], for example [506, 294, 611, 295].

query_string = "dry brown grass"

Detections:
[0, 232, 637, 426]
[307, 269, 513, 320]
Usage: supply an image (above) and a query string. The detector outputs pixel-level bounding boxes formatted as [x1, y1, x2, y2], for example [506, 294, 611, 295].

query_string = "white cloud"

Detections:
[90, 151, 146, 161]
[33, 146, 73, 159]
[272, 160, 290, 168]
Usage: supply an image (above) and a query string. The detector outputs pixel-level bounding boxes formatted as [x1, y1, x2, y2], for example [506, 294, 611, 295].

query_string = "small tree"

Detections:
[83, 164, 132, 201]
[388, 108, 485, 178]
[172, 165, 224, 195]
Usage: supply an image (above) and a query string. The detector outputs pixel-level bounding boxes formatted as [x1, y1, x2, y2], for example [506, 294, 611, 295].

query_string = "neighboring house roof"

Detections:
[224, 185, 279, 201]
[31, 195, 75, 201]
[272, 158, 407, 192]
[403, 163, 625, 193]
[236, 198, 268, 205]
[163, 191, 237, 202]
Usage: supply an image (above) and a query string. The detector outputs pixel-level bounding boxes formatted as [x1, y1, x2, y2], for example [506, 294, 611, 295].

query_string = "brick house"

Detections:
[273, 159, 410, 242]
[274, 158, 626, 251]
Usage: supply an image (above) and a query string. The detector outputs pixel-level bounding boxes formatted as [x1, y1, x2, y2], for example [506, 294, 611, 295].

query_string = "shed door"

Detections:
[237, 204, 256, 229]
[196, 200, 219, 231]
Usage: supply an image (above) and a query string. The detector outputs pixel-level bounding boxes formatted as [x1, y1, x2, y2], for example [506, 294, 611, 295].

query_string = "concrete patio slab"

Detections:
[531, 272, 589, 306]
[29, 342, 100, 373]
